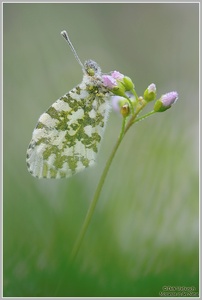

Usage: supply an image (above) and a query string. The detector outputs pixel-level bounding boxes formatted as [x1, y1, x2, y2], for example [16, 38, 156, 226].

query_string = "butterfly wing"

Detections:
[26, 81, 111, 179]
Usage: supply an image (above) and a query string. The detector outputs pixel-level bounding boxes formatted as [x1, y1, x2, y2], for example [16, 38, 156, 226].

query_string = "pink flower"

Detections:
[111, 71, 124, 80]
[102, 75, 117, 88]
[102, 71, 125, 89]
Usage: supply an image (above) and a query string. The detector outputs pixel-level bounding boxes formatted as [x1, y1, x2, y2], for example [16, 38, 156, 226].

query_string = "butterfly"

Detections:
[26, 30, 112, 179]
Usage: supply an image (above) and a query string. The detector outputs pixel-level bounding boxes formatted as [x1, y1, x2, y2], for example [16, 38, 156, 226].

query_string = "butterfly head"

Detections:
[84, 60, 101, 77]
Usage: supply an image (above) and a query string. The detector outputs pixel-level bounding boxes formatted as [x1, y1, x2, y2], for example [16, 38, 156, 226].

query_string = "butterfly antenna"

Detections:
[61, 30, 84, 71]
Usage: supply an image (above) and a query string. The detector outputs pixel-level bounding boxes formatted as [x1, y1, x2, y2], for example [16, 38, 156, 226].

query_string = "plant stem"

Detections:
[70, 104, 156, 260]
[123, 99, 148, 135]
[70, 133, 124, 260]
[134, 110, 156, 124]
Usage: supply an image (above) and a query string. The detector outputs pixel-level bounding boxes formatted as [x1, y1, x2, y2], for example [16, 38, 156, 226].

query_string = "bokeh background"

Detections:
[3, 3, 199, 297]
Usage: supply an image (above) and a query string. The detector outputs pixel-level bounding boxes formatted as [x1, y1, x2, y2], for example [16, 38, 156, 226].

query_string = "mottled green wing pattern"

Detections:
[26, 61, 111, 179]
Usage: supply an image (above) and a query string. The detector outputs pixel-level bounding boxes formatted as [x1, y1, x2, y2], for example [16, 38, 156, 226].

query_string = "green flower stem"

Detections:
[71, 132, 124, 260]
[131, 88, 139, 102]
[70, 102, 156, 260]
[134, 110, 156, 124]
[119, 116, 127, 140]
[124, 98, 148, 135]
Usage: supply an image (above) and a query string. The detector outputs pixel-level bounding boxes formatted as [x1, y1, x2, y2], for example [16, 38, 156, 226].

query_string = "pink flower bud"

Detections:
[154, 91, 178, 112]
[148, 83, 156, 93]
[144, 83, 156, 102]
[161, 91, 178, 107]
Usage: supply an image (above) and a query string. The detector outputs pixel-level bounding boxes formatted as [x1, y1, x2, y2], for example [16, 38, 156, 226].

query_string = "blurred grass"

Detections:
[3, 3, 199, 297]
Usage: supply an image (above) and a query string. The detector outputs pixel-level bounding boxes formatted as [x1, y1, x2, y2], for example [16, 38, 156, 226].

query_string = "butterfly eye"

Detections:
[87, 68, 95, 76]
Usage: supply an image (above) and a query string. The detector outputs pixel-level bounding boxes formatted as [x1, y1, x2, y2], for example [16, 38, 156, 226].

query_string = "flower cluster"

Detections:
[102, 71, 178, 117]
[103, 71, 134, 97]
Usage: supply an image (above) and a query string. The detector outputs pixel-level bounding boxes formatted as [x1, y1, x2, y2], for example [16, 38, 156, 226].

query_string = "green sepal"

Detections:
[154, 100, 171, 112]
[123, 76, 134, 91]
[144, 89, 156, 102]
[111, 82, 126, 97]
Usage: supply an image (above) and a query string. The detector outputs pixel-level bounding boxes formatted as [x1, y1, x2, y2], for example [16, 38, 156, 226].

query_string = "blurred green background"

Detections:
[3, 3, 199, 297]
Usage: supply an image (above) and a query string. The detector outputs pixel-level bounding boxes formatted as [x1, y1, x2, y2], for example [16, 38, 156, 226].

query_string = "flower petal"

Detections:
[102, 75, 117, 88]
